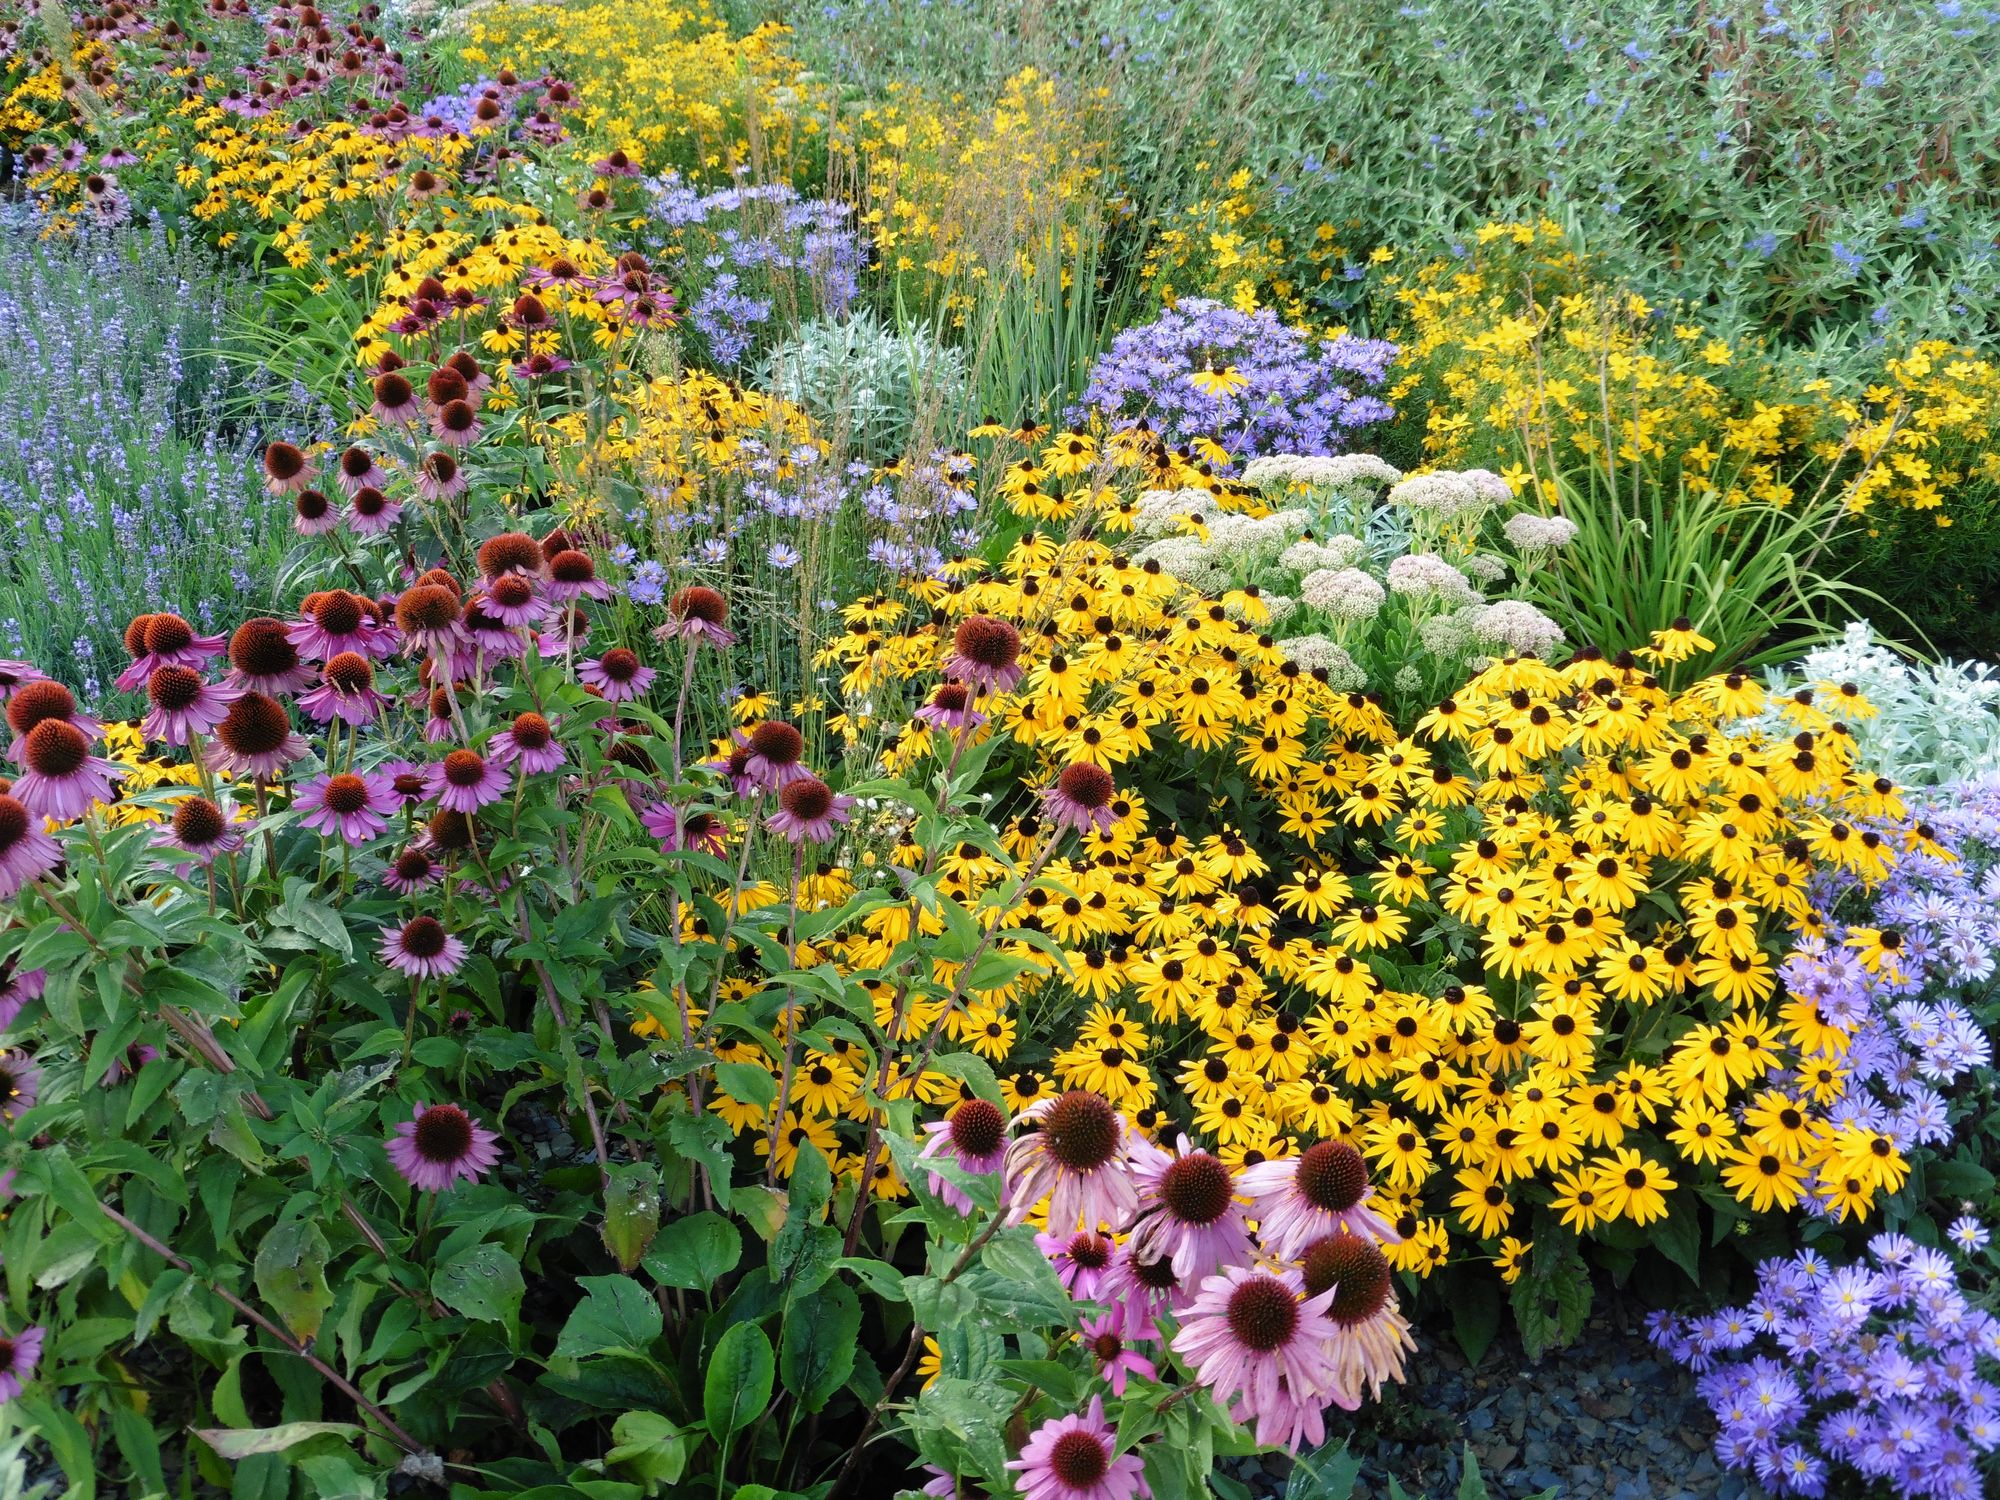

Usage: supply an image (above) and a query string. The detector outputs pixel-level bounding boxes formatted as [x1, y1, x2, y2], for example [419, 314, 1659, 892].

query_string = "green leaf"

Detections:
[714, 1061, 777, 1111]
[1930, 1159, 1996, 1199]
[194, 1423, 362, 1459]
[603, 1164, 663, 1274]
[923, 1050, 1001, 1106]
[1287, 1442, 1363, 1500]
[1449, 1273, 1501, 1367]
[779, 1277, 860, 1412]
[1456, 1444, 1493, 1500]
[556, 1275, 664, 1358]
[252, 1219, 334, 1343]
[432, 1243, 526, 1327]
[1653, 1198, 1703, 1284]
[703, 1321, 775, 1442]
[605, 1411, 691, 1487]
[644, 1212, 742, 1292]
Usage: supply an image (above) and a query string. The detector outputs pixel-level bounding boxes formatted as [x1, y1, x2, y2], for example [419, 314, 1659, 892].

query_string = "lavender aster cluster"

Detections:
[1077, 298, 1396, 467]
[645, 173, 867, 368]
[1649, 1230, 2000, 1497]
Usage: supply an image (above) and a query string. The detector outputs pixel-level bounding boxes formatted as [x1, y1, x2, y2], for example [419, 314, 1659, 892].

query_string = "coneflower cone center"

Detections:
[323, 774, 370, 814]
[1225, 1275, 1300, 1352]
[149, 666, 203, 711]
[1295, 1140, 1369, 1213]
[413, 1104, 473, 1162]
[173, 798, 226, 845]
[24, 721, 87, 777]
[401, 917, 448, 959]
[443, 751, 487, 787]
[1057, 762, 1113, 809]
[1042, 1090, 1119, 1172]
[1301, 1232, 1392, 1323]
[949, 1099, 1004, 1158]
[1160, 1151, 1234, 1224]
[780, 778, 833, 821]
[1048, 1431, 1109, 1488]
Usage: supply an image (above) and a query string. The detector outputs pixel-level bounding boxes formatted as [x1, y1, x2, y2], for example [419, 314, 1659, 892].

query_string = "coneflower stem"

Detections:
[763, 841, 808, 1185]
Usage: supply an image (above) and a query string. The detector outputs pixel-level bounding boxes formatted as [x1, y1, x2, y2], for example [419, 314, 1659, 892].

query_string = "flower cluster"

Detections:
[1650, 1232, 2000, 1498]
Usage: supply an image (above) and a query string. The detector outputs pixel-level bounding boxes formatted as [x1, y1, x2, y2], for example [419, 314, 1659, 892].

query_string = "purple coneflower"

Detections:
[383, 846, 441, 895]
[298, 652, 393, 727]
[0, 795, 61, 900]
[458, 599, 528, 666]
[1235, 1140, 1398, 1261]
[477, 573, 547, 629]
[1171, 1265, 1341, 1452]
[6, 680, 103, 752]
[349, 487, 403, 536]
[1005, 1397, 1145, 1500]
[514, 351, 572, 381]
[115, 612, 228, 692]
[744, 720, 811, 788]
[490, 712, 565, 775]
[142, 666, 243, 747]
[393, 584, 467, 658]
[916, 1098, 1007, 1212]
[657, 585, 736, 646]
[0, 1324, 44, 1402]
[414, 449, 466, 503]
[915, 681, 987, 733]
[335, 444, 388, 498]
[379, 915, 466, 980]
[1005, 1089, 1140, 1233]
[0, 661, 41, 704]
[1036, 1227, 1116, 1303]
[263, 440, 313, 495]
[433, 398, 480, 447]
[154, 795, 244, 865]
[641, 803, 727, 856]
[477, 533, 546, 582]
[0, 1048, 41, 1124]
[1102, 1241, 1183, 1339]
[295, 770, 397, 845]
[10, 721, 120, 820]
[1299, 1231, 1415, 1410]
[0, 958, 46, 1030]
[226, 619, 313, 695]
[944, 614, 1023, 693]
[379, 761, 433, 809]
[288, 589, 390, 663]
[430, 749, 510, 813]
[579, 647, 655, 701]
[101, 1041, 161, 1086]
[592, 147, 641, 177]
[1043, 762, 1118, 834]
[386, 1101, 501, 1191]
[210, 693, 308, 779]
[294, 489, 341, 537]
[421, 685, 456, 743]
[706, 739, 760, 799]
[371, 370, 420, 425]
[1127, 1134, 1253, 1283]
[545, 549, 611, 602]
[1080, 1313, 1158, 1396]
[766, 776, 852, 844]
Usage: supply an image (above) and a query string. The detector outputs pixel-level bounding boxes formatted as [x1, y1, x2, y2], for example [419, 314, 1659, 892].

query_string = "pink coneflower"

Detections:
[11, 721, 119, 820]
[383, 846, 441, 895]
[294, 489, 341, 537]
[490, 712, 565, 775]
[944, 614, 1023, 693]
[1235, 1140, 1398, 1262]
[476, 530, 545, 585]
[335, 444, 388, 498]
[0, 1048, 41, 1124]
[1005, 1089, 1140, 1233]
[0, 660, 41, 703]
[379, 915, 466, 979]
[6, 679, 102, 752]
[263, 440, 313, 495]
[385, 1101, 501, 1191]
[514, 351, 572, 381]
[579, 647, 654, 701]
[211, 693, 308, 779]
[115, 612, 228, 691]
[0, 795, 60, 899]
[296, 770, 397, 845]
[426, 367, 470, 412]
[349, 487, 403, 535]
[433, 398, 480, 447]
[1299, 1232, 1415, 1410]
[226, 619, 313, 695]
[0, 958, 46, 1030]
[916, 1098, 1007, 1212]
[477, 573, 547, 629]
[1006, 1397, 1146, 1500]
[743, 720, 810, 789]
[706, 738, 759, 799]
[429, 749, 509, 812]
[0, 1324, 44, 1402]
[915, 681, 987, 733]
[1036, 1228, 1116, 1303]
[1128, 1135, 1253, 1283]
[414, 449, 466, 503]
[298, 652, 393, 727]
[1101, 1241, 1184, 1339]
[766, 776, 852, 844]
[592, 147, 641, 177]
[1043, 762, 1117, 835]
[545, 549, 611, 602]
[458, 599, 528, 668]
[142, 666, 243, 747]
[372, 370, 420, 425]
[657, 586, 736, 646]
[154, 795, 244, 864]
[1171, 1266, 1341, 1452]
[445, 350, 491, 400]
[641, 803, 727, 856]
[1080, 1313, 1158, 1396]
[380, 761, 434, 809]
[289, 589, 391, 663]
[102, 1041, 161, 1086]
[394, 584, 467, 658]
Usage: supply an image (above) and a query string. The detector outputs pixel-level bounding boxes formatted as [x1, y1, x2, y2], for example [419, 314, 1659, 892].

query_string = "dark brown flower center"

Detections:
[443, 750, 487, 787]
[749, 720, 804, 765]
[145, 613, 195, 654]
[314, 591, 365, 636]
[0, 796, 29, 851]
[264, 441, 305, 480]
[477, 532, 543, 579]
[1065, 1230, 1111, 1270]
[439, 400, 475, 435]
[1057, 762, 1113, 809]
[322, 774, 370, 814]
[396, 585, 460, 633]
[172, 797, 226, 846]
[1300, 1232, 1392, 1323]
[1294, 1140, 1368, 1213]
[230, 619, 298, 676]
[324, 652, 374, 693]
[953, 614, 1019, 669]
[353, 487, 390, 518]
[949, 1098, 1004, 1158]
[6, 679, 75, 736]
[296, 491, 332, 522]
[1041, 1090, 1119, 1172]
[1225, 1275, 1300, 1352]
[779, 777, 833, 822]
[1160, 1150, 1234, 1225]
[489, 574, 535, 609]
[598, 647, 640, 682]
[510, 713, 552, 750]
[550, 549, 595, 584]
[1048, 1431, 1108, 1489]
[375, 372, 414, 408]
[393, 848, 435, 882]
[401, 916, 448, 959]
[413, 1103, 473, 1162]
[218, 693, 291, 756]
[671, 586, 729, 626]
[147, 665, 204, 711]
[23, 720, 87, 777]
